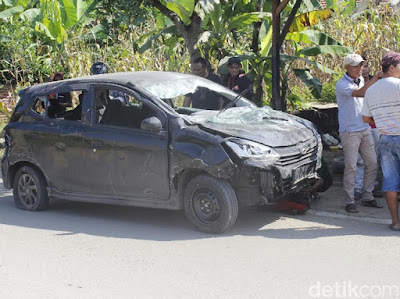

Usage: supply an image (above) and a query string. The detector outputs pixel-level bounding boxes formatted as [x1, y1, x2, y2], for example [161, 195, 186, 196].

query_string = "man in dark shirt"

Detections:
[183, 57, 223, 110]
[222, 56, 253, 101]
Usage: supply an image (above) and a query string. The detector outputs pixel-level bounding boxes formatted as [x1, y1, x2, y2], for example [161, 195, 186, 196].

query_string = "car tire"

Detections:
[183, 175, 238, 234]
[13, 166, 49, 211]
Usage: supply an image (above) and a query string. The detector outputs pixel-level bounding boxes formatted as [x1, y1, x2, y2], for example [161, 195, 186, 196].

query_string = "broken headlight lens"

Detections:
[225, 138, 280, 164]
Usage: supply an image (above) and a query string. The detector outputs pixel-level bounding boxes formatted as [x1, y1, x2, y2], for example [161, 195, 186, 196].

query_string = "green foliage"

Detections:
[2, 0, 400, 112]
[92, 0, 152, 41]
[320, 73, 341, 102]
[0, 19, 56, 84]
[160, 0, 194, 25]
[286, 84, 314, 111]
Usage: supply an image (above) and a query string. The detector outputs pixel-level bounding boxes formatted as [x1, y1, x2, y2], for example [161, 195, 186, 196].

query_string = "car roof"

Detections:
[19, 71, 200, 98]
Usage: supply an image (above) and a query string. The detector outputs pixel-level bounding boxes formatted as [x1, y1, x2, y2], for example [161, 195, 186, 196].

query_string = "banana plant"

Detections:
[0, 0, 94, 44]
[242, 0, 354, 106]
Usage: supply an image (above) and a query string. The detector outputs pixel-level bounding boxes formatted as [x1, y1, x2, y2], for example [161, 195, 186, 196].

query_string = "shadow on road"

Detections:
[0, 187, 395, 241]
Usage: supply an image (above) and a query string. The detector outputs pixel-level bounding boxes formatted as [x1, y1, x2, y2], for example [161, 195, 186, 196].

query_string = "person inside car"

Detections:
[63, 93, 83, 121]
[48, 72, 72, 118]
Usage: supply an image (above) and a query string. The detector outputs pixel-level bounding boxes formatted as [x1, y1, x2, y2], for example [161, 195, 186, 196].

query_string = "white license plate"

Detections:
[292, 163, 315, 184]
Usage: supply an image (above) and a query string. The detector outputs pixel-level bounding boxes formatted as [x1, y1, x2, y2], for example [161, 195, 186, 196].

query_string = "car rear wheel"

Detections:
[13, 166, 49, 211]
[183, 175, 238, 234]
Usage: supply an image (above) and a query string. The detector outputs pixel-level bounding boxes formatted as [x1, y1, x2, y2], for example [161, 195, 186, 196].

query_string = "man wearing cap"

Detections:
[222, 57, 253, 103]
[335, 53, 383, 213]
[362, 52, 400, 231]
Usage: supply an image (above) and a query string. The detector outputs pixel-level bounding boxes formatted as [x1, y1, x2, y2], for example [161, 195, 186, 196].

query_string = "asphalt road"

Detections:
[1, 182, 400, 299]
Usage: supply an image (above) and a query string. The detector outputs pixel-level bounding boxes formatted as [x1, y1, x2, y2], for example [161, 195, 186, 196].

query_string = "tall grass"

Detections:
[315, 3, 400, 81]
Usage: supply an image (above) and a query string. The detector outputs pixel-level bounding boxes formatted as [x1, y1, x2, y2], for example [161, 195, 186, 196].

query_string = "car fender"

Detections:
[169, 119, 236, 180]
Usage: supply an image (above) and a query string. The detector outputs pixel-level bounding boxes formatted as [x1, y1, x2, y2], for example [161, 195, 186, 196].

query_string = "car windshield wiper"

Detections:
[217, 84, 253, 116]
[263, 116, 288, 121]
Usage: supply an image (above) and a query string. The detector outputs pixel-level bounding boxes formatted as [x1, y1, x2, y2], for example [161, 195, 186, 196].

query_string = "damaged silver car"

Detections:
[2, 72, 322, 233]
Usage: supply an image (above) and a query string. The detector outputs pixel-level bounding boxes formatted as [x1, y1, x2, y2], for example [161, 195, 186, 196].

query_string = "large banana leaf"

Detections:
[197, 0, 220, 14]
[297, 45, 353, 56]
[229, 12, 271, 30]
[15, 0, 30, 7]
[286, 30, 342, 45]
[19, 8, 40, 21]
[260, 26, 272, 57]
[0, 5, 23, 18]
[0, 34, 11, 42]
[205, 2, 222, 33]
[35, 22, 55, 40]
[40, 0, 67, 43]
[280, 54, 337, 74]
[160, 0, 195, 25]
[302, 0, 323, 10]
[292, 68, 322, 98]
[288, 9, 333, 33]
[62, 0, 78, 29]
[134, 25, 179, 54]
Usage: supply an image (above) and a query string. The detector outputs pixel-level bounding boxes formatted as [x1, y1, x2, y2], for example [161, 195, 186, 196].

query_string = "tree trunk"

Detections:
[145, 0, 203, 66]
[252, 0, 265, 107]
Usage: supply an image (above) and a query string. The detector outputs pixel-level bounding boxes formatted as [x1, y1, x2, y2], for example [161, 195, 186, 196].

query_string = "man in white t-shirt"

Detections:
[362, 52, 400, 231]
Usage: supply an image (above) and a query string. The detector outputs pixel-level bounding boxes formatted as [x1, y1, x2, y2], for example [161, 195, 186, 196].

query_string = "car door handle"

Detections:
[28, 133, 40, 140]
[90, 141, 103, 150]
[55, 142, 65, 150]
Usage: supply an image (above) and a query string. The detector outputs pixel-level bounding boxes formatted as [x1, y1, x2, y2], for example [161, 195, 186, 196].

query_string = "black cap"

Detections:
[90, 61, 108, 75]
[227, 57, 241, 67]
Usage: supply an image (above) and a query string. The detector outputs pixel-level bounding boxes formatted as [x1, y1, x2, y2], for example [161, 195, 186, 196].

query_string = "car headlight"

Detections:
[225, 138, 280, 165]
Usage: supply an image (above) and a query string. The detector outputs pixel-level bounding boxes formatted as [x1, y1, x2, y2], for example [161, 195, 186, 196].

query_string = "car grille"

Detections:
[274, 137, 319, 167]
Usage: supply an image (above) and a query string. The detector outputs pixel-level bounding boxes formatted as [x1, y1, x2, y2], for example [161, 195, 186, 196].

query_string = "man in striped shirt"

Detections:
[362, 52, 400, 231]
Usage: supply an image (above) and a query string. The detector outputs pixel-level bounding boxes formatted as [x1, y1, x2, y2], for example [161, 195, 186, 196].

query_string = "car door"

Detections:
[23, 90, 115, 195]
[110, 125, 170, 200]
[88, 84, 170, 200]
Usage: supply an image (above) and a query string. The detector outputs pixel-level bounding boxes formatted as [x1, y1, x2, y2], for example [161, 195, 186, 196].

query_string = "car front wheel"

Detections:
[183, 175, 238, 234]
[13, 166, 49, 211]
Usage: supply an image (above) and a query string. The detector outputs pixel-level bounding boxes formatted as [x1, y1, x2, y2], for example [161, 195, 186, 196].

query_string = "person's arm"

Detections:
[351, 71, 383, 97]
[218, 97, 224, 109]
[363, 115, 375, 126]
[65, 93, 73, 107]
[183, 96, 191, 107]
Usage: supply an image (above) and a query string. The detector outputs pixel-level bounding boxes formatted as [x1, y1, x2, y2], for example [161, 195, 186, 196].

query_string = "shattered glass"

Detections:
[140, 76, 253, 107]
[209, 106, 291, 124]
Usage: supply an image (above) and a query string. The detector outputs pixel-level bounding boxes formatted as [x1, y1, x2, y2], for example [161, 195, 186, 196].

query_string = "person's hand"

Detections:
[374, 71, 383, 79]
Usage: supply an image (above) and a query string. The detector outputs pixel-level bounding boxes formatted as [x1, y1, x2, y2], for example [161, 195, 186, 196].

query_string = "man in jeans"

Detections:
[363, 52, 400, 231]
[335, 53, 383, 213]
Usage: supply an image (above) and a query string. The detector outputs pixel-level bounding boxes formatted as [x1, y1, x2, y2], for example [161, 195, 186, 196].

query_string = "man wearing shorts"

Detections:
[363, 52, 400, 231]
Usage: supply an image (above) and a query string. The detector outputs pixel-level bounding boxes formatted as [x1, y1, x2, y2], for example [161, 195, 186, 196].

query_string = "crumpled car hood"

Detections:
[185, 107, 316, 147]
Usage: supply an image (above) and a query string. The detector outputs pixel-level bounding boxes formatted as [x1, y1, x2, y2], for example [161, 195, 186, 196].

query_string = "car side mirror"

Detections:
[140, 116, 162, 133]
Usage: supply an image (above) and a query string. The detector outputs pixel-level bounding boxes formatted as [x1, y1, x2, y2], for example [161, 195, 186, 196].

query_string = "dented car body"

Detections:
[2, 72, 322, 233]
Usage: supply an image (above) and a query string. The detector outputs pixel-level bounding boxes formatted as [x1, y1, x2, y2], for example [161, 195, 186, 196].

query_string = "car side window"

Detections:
[32, 97, 46, 116]
[45, 90, 85, 121]
[95, 87, 161, 131]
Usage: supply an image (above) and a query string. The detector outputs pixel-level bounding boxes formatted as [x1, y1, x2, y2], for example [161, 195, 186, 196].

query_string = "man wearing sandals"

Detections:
[363, 52, 400, 231]
[335, 53, 383, 213]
